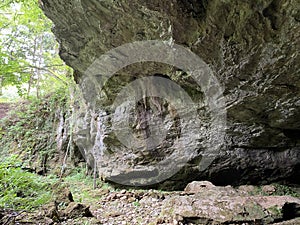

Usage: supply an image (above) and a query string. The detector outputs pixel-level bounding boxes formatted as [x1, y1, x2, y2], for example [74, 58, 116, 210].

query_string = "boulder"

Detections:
[62, 202, 94, 219]
[163, 182, 300, 224]
[184, 181, 215, 193]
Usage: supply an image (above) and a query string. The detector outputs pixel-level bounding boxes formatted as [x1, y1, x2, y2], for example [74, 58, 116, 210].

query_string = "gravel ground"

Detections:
[91, 189, 180, 225]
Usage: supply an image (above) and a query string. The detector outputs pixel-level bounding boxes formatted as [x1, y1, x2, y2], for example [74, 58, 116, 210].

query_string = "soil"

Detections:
[0, 103, 11, 119]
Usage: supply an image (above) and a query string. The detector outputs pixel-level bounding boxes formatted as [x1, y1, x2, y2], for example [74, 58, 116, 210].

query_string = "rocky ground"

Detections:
[1, 181, 299, 225]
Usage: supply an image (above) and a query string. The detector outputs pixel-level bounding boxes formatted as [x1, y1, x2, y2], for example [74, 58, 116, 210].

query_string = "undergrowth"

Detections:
[0, 87, 71, 172]
[0, 155, 55, 210]
[62, 167, 114, 204]
[249, 184, 300, 198]
[0, 87, 76, 210]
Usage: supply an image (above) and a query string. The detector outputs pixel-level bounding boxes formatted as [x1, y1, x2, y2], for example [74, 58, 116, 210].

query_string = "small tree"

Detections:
[0, 0, 70, 99]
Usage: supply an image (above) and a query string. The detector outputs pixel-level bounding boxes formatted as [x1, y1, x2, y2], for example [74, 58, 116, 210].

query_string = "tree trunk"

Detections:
[27, 37, 38, 98]
[0, 76, 3, 96]
[36, 35, 44, 99]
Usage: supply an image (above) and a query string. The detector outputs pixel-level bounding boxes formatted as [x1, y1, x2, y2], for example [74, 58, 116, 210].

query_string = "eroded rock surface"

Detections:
[41, 0, 300, 188]
[162, 181, 300, 224]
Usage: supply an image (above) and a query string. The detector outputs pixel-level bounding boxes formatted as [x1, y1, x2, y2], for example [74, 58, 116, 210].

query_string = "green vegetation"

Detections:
[267, 205, 282, 219]
[133, 200, 141, 207]
[63, 167, 115, 205]
[0, 0, 70, 98]
[0, 86, 73, 211]
[0, 0, 79, 214]
[0, 86, 71, 163]
[271, 184, 300, 198]
[0, 100, 107, 210]
[248, 184, 300, 198]
[0, 155, 54, 210]
[0, 1, 299, 224]
[65, 169, 100, 204]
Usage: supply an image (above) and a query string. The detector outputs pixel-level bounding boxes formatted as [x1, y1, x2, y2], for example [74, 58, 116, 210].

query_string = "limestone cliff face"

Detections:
[41, 0, 300, 188]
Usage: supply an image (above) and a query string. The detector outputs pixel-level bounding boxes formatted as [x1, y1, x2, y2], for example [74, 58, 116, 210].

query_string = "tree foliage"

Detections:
[0, 0, 71, 98]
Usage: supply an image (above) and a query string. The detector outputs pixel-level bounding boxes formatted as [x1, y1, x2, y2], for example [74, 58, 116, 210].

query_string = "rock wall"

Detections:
[41, 0, 300, 189]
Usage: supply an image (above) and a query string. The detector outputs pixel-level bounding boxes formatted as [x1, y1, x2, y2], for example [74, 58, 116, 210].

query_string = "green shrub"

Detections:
[0, 86, 71, 169]
[272, 184, 300, 198]
[0, 155, 53, 210]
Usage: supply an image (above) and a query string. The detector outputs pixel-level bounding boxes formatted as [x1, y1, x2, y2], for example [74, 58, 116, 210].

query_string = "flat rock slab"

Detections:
[163, 182, 300, 224]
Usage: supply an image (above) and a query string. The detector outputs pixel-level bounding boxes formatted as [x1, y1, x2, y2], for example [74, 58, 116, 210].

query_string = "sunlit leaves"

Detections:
[0, 0, 70, 98]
